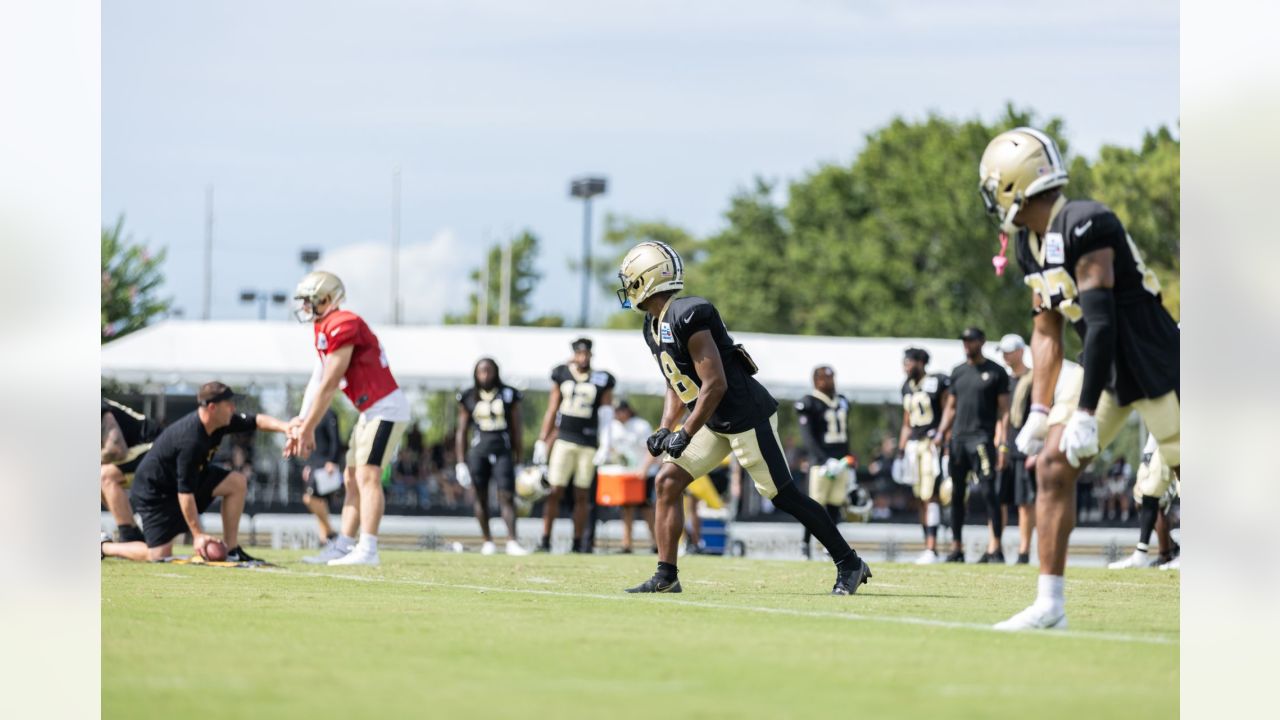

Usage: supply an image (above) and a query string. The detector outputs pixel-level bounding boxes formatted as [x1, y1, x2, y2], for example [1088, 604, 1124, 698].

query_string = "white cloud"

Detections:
[316, 229, 474, 325]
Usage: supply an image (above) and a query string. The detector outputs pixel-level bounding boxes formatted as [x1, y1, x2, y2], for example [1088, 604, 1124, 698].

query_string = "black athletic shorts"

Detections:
[466, 448, 515, 494]
[949, 436, 997, 497]
[133, 465, 231, 548]
[1004, 451, 1035, 506]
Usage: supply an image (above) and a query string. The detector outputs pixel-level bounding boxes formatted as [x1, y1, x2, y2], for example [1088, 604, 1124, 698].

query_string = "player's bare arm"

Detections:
[1073, 247, 1117, 415]
[297, 345, 354, 456]
[996, 391, 1011, 471]
[102, 411, 127, 464]
[680, 330, 727, 438]
[897, 407, 911, 457]
[933, 392, 956, 447]
[455, 404, 471, 466]
[537, 381, 561, 444]
[177, 492, 208, 550]
[509, 399, 523, 465]
[658, 386, 685, 431]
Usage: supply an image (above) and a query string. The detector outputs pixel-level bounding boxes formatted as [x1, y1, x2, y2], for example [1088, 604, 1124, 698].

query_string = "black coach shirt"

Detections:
[642, 295, 777, 434]
[948, 359, 1009, 442]
[130, 410, 258, 504]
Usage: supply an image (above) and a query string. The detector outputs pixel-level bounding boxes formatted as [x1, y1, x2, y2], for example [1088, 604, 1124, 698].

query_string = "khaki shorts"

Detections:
[808, 465, 852, 507]
[903, 438, 940, 500]
[548, 439, 596, 489]
[1048, 363, 1180, 467]
[666, 414, 791, 500]
[346, 415, 407, 470]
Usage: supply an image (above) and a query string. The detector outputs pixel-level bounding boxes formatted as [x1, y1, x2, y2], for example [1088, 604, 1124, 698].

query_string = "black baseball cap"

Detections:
[959, 327, 986, 341]
[198, 381, 236, 406]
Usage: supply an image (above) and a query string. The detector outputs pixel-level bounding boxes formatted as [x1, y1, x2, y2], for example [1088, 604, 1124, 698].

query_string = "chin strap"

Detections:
[992, 232, 1009, 276]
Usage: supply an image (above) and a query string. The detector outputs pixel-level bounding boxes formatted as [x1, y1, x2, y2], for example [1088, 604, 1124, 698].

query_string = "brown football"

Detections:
[200, 539, 228, 562]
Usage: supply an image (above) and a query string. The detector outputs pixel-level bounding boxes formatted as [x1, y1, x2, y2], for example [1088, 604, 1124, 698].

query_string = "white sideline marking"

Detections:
[251, 567, 1177, 646]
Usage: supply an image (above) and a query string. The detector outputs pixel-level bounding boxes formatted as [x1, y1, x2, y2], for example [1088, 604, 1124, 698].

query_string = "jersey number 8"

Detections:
[659, 352, 699, 403]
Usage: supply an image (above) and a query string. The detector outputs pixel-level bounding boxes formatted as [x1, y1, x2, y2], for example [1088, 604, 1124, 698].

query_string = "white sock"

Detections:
[359, 533, 378, 551]
[1134, 543, 1149, 554]
[1036, 574, 1065, 613]
[336, 535, 356, 551]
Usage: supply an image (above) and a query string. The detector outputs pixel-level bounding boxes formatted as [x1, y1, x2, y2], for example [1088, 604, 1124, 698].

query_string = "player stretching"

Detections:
[978, 128, 1179, 629]
[293, 271, 410, 567]
[615, 241, 871, 594]
[795, 365, 855, 559]
[897, 348, 950, 564]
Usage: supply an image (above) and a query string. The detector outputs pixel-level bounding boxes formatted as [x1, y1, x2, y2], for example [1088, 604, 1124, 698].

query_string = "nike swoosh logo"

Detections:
[1073, 220, 1093, 237]
[684, 312, 695, 323]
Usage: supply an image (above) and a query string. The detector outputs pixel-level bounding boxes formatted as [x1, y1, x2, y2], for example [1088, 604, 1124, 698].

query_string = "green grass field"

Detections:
[102, 550, 1178, 719]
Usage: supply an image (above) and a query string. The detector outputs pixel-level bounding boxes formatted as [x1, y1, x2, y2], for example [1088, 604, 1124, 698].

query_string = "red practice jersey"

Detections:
[314, 310, 399, 412]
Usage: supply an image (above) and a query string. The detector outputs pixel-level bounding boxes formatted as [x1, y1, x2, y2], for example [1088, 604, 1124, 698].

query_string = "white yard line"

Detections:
[248, 567, 1178, 646]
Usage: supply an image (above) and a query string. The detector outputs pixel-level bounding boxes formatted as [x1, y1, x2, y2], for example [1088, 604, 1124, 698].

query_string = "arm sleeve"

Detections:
[175, 445, 200, 494]
[228, 412, 258, 434]
[1077, 287, 1117, 411]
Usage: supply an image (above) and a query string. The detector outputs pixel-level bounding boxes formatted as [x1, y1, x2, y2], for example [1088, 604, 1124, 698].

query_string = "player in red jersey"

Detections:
[291, 271, 410, 566]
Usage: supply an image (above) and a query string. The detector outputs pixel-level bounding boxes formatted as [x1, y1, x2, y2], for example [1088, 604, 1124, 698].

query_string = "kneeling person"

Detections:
[101, 382, 293, 562]
[101, 397, 158, 545]
[615, 241, 871, 594]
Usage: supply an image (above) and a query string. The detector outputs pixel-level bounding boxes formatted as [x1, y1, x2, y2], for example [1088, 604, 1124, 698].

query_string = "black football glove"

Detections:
[662, 429, 692, 459]
[646, 428, 672, 457]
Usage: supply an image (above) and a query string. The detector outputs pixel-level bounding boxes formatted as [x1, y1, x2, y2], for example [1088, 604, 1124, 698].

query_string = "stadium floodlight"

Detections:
[299, 249, 322, 270]
[240, 289, 290, 321]
[569, 175, 608, 327]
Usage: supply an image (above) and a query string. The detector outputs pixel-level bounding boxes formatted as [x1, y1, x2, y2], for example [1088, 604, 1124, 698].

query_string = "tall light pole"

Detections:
[569, 175, 607, 328]
[203, 184, 213, 320]
[299, 248, 321, 272]
[390, 166, 402, 325]
[240, 289, 289, 321]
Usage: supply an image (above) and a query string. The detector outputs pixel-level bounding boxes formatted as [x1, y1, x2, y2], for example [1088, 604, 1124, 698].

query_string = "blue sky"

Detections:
[103, 0, 1178, 326]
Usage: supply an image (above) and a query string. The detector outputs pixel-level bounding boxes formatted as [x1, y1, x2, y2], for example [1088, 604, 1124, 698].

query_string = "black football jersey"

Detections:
[1014, 197, 1179, 405]
[795, 392, 851, 462]
[642, 295, 777, 434]
[901, 374, 949, 440]
[102, 397, 157, 449]
[551, 364, 615, 447]
[458, 385, 522, 453]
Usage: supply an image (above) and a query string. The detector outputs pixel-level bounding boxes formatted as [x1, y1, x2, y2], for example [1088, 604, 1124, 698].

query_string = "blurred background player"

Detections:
[293, 271, 410, 567]
[616, 241, 870, 595]
[455, 357, 529, 556]
[101, 397, 157, 545]
[795, 365, 855, 559]
[299, 407, 343, 559]
[1109, 433, 1180, 569]
[979, 127, 1180, 629]
[532, 337, 616, 553]
[935, 327, 1011, 563]
[608, 398, 658, 553]
[999, 334, 1037, 564]
[897, 347, 950, 564]
[101, 382, 292, 562]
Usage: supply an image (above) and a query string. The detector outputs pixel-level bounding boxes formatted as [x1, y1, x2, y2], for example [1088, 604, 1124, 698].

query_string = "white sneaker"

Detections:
[994, 603, 1068, 631]
[328, 544, 379, 566]
[1108, 550, 1156, 569]
[506, 540, 530, 556]
[303, 540, 350, 565]
[1159, 556, 1180, 570]
[914, 549, 940, 565]
[481, 541, 497, 556]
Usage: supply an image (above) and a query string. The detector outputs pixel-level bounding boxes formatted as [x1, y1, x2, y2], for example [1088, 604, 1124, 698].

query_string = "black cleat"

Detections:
[945, 550, 965, 563]
[625, 574, 682, 593]
[977, 550, 1006, 564]
[616, 547, 634, 555]
[831, 558, 872, 595]
[537, 539, 552, 553]
[1016, 552, 1031, 565]
[225, 546, 262, 563]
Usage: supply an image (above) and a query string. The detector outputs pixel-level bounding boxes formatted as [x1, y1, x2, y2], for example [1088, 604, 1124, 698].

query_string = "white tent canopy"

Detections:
[100, 320, 1006, 403]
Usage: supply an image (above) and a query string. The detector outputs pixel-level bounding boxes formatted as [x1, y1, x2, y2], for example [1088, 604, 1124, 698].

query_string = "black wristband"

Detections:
[1078, 287, 1117, 411]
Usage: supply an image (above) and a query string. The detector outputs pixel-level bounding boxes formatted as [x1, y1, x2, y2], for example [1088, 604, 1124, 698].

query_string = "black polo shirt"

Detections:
[948, 359, 1009, 442]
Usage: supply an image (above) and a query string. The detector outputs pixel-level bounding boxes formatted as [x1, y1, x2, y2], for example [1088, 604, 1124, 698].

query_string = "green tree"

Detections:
[446, 230, 564, 326]
[101, 215, 171, 343]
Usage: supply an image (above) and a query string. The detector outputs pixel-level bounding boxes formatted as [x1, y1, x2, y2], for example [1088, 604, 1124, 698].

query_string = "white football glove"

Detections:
[1015, 409, 1049, 456]
[454, 462, 472, 488]
[531, 439, 549, 466]
[822, 457, 846, 478]
[593, 445, 611, 467]
[1059, 410, 1099, 468]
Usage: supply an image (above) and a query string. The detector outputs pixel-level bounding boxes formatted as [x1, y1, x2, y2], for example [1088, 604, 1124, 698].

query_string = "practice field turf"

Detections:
[102, 550, 1178, 719]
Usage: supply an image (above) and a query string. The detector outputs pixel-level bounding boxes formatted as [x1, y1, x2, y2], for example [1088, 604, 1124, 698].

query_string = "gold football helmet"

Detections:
[293, 270, 345, 322]
[978, 127, 1070, 233]
[616, 241, 684, 312]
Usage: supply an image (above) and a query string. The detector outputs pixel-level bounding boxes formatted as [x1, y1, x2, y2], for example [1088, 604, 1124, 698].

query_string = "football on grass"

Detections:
[200, 539, 228, 562]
